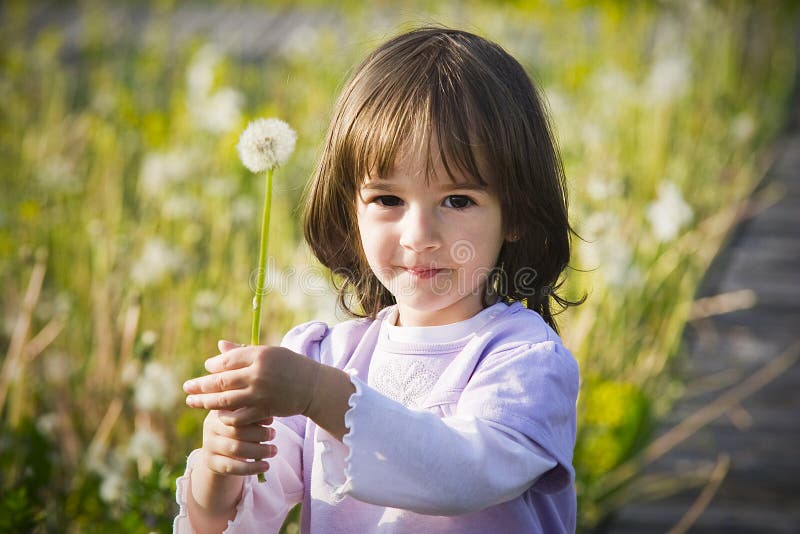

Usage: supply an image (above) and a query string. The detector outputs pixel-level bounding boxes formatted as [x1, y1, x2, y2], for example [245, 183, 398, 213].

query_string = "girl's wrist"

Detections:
[188, 461, 245, 531]
[303, 363, 355, 442]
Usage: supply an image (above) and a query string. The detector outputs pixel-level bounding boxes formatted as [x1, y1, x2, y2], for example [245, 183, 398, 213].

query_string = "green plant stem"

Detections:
[251, 168, 273, 346]
[251, 168, 273, 484]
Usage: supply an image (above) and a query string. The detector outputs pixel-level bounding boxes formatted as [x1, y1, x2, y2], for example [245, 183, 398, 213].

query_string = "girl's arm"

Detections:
[187, 461, 245, 533]
[303, 363, 356, 441]
[316, 341, 579, 515]
[174, 416, 305, 534]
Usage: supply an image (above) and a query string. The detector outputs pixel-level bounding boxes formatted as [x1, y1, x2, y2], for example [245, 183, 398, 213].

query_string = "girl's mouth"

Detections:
[404, 267, 444, 279]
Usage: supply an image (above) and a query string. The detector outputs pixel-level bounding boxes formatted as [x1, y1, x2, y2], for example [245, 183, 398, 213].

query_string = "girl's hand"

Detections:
[200, 411, 276, 476]
[183, 341, 321, 426]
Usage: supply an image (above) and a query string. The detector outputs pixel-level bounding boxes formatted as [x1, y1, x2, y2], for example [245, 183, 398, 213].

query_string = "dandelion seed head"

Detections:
[36, 412, 59, 439]
[187, 43, 222, 98]
[646, 181, 693, 242]
[193, 87, 244, 134]
[140, 330, 158, 347]
[130, 238, 184, 288]
[134, 361, 180, 412]
[231, 196, 256, 224]
[646, 54, 691, 105]
[127, 428, 165, 463]
[237, 118, 297, 173]
[732, 113, 755, 144]
[99, 471, 125, 503]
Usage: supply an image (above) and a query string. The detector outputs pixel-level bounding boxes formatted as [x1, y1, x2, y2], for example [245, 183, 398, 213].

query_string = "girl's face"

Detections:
[356, 142, 507, 327]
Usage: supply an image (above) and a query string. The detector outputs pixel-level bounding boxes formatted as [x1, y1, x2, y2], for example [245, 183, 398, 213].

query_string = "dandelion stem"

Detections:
[250, 168, 274, 484]
[251, 169, 273, 346]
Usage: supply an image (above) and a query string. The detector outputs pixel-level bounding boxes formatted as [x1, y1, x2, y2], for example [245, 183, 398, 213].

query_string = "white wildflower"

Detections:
[127, 428, 165, 463]
[582, 211, 616, 240]
[186, 44, 243, 134]
[130, 238, 184, 287]
[121, 360, 140, 386]
[580, 121, 604, 152]
[646, 181, 693, 242]
[43, 350, 71, 386]
[162, 194, 200, 220]
[732, 113, 755, 144]
[36, 412, 59, 439]
[544, 89, 570, 122]
[99, 471, 125, 503]
[206, 176, 238, 199]
[646, 54, 692, 105]
[580, 236, 641, 288]
[138, 149, 194, 199]
[191, 289, 219, 330]
[187, 43, 221, 99]
[140, 330, 158, 347]
[586, 174, 622, 201]
[231, 196, 256, 224]
[280, 24, 321, 58]
[134, 361, 180, 412]
[593, 68, 636, 102]
[193, 87, 244, 134]
[237, 118, 297, 173]
[36, 156, 79, 193]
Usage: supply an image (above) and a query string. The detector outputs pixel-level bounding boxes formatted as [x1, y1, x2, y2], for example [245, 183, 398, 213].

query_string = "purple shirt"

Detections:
[174, 301, 579, 533]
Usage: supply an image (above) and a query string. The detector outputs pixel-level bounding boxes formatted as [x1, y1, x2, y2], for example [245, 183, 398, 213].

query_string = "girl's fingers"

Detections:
[205, 453, 270, 476]
[211, 419, 275, 443]
[204, 346, 254, 373]
[209, 434, 277, 462]
[183, 368, 249, 395]
[186, 387, 254, 411]
[217, 406, 269, 427]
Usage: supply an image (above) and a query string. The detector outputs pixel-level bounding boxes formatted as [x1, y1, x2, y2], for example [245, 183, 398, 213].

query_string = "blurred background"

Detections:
[1, 1, 798, 532]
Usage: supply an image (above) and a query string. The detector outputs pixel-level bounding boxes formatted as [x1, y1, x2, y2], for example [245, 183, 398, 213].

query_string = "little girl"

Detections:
[175, 27, 582, 534]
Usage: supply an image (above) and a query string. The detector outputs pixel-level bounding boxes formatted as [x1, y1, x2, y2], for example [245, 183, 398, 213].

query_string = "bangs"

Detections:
[341, 43, 494, 189]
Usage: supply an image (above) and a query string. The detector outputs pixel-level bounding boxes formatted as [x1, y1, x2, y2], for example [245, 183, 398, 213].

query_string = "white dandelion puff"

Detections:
[187, 43, 222, 99]
[646, 181, 693, 242]
[732, 113, 755, 144]
[206, 175, 238, 199]
[36, 412, 59, 439]
[646, 54, 692, 105]
[162, 194, 200, 220]
[127, 428, 165, 463]
[140, 330, 158, 347]
[134, 361, 180, 412]
[193, 87, 244, 134]
[138, 149, 194, 199]
[236, 118, 297, 173]
[585, 174, 622, 201]
[99, 471, 125, 503]
[130, 238, 184, 288]
[231, 196, 256, 224]
[191, 289, 219, 330]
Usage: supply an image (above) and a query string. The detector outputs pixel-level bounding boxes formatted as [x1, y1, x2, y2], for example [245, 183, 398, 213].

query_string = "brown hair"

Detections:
[303, 27, 584, 333]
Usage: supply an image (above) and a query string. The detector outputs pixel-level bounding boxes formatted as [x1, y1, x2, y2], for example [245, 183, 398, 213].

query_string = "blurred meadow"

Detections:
[1, 0, 797, 532]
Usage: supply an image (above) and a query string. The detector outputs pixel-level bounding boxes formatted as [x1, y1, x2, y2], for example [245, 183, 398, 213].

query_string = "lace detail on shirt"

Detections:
[369, 356, 445, 408]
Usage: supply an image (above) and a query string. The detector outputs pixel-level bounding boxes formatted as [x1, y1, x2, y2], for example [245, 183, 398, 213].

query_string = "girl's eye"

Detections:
[373, 195, 402, 207]
[443, 195, 474, 209]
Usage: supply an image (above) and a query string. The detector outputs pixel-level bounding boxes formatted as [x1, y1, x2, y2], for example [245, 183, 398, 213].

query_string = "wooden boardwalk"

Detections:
[608, 70, 800, 534]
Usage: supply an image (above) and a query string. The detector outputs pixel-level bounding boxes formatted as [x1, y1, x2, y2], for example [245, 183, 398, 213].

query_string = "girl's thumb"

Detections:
[218, 340, 243, 352]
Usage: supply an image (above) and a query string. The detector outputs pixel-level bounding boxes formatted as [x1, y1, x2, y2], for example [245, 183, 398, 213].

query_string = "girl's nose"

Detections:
[399, 207, 441, 252]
